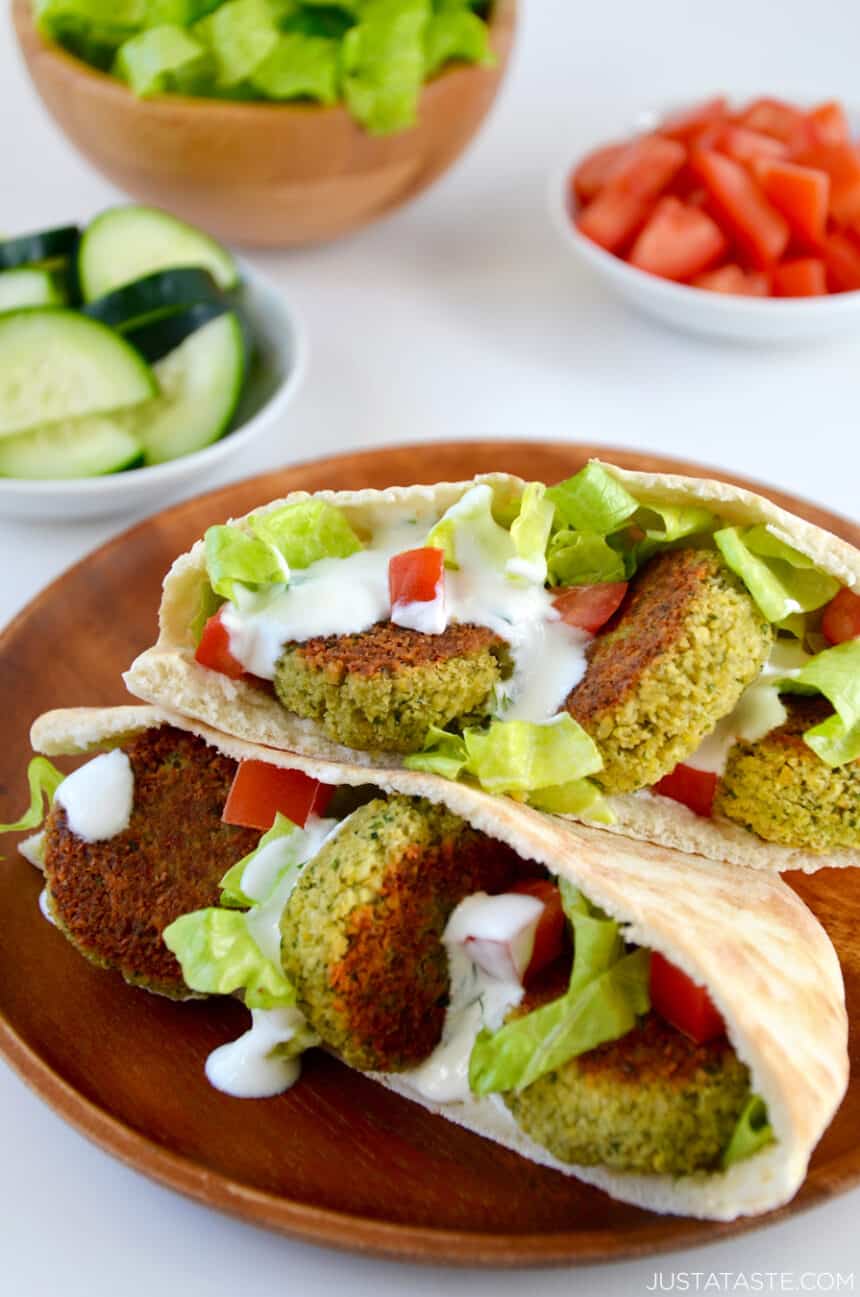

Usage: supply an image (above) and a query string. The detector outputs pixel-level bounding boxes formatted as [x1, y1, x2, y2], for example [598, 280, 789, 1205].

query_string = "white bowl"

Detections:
[0, 259, 307, 521]
[549, 136, 860, 345]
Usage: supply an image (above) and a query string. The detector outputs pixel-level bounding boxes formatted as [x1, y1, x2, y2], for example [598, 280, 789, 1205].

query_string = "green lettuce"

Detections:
[546, 531, 627, 587]
[469, 881, 651, 1095]
[204, 524, 288, 602]
[218, 811, 298, 908]
[715, 526, 840, 624]
[508, 482, 555, 583]
[249, 499, 362, 569]
[0, 757, 65, 835]
[113, 24, 211, 95]
[163, 907, 295, 1007]
[341, 0, 429, 134]
[426, 482, 515, 572]
[251, 31, 340, 100]
[638, 502, 714, 544]
[546, 464, 639, 536]
[192, 0, 279, 86]
[424, 4, 493, 76]
[776, 639, 860, 766]
[722, 1094, 774, 1168]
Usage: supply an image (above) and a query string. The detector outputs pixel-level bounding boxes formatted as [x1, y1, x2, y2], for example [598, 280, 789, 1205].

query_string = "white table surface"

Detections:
[2, 0, 859, 1291]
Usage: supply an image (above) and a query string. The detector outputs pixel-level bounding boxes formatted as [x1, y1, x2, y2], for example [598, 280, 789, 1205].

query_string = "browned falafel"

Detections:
[43, 726, 259, 998]
[280, 795, 523, 1071]
[273, 620, 508, 753]
[566, 548, 774, 794]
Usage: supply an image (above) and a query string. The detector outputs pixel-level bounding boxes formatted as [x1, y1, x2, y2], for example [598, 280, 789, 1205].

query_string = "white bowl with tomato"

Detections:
[552, 95, 860, 342]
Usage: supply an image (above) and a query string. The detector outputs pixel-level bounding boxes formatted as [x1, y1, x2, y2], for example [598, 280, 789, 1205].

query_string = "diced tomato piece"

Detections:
[689, 149, 789, 268]
[658, 96, 728, 141]
[822, 588, 860, 644]
[794, 143, 860, 226]
[653, 763, 717, 818]
[808, 101, 850, 147]
[223, 761, 335, 831]
[194, 607, 244, 680]
[738, 97, 813, 151]
[576, 135, 686, 252]
[753, 158, 829, 245]
[771, 257, 827, 297]
[650, 951, 726, 1044]
[511, 879, 565, 983]
[820, 233, 860, 291]
[692, 264, 769, 295]
[571, 142, 629, 206]
[389, 547, 444, 608]
[553, 581, 628, 633]
[716, 125, 788, 165]
[628, 196, 727, 281]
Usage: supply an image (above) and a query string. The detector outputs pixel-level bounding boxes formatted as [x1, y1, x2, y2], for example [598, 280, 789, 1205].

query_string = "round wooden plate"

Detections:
[0, 441, 858, 1266]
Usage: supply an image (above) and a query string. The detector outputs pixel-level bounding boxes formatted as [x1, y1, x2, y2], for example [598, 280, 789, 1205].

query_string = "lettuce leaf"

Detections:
[722, 1093, 774, 1168]
[162, 907, 296, 1008]
[469, 881, 651, 1095]
[775, 639, 860, 766]
[114, 24, 211, 95]
[218, 811, 299, 908]
[249, 499, 362, 569]
[508, 482, 555, 584]
[715, 526, 840, 624]
[341, 0, 429, 135]
[192, 0, 279, 86]
[638, 502, 714, 544]
[426, 482, 515, 572]
[424, 4, 492, 76]
[546, 464, 639, 536]
[204, 524, 288, 602]
[546, 530, 627, 587]
[0, 757, 65, 835]
[251, 31, 340, 100]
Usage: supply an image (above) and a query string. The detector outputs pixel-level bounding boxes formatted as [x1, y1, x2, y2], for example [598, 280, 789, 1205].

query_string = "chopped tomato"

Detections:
[653, 763, 717, 818]
[771, 257, 827, 297]
[650, 951, 725, 1044]
[389, 547, 444, 608]
[738, 97, 812, 151]
[628, 196, 727, 281]
[511, 879, 565, 983]
[689, 149, 789, 267]
[571, 141, 628, 206]
[223, 761, 335, 831]
[577, 135, 686, 252]
[753, 158, 829, 245]
[820, 233, 860, 291]
[692, 264, 769, 295]
[822, 588, 860, 644]
[794, 143, 860, 226]
[808, 101, 850, 147]
[194, 607, 244, 680]
[716, 125, 788, 165]
[659, 96, 728, 141]
[553, 581, 628, 633]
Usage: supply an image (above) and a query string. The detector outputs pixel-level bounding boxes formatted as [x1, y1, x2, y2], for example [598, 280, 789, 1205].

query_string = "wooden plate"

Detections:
[0, 441, 857, 1266]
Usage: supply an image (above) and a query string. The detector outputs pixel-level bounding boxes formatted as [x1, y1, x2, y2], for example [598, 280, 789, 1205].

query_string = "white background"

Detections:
[1, 0, 858, 1291]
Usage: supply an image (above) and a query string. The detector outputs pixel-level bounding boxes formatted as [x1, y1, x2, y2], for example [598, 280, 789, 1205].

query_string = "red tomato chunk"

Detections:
[629, 197, 726, 281]
[822, 588, 860, 644]
[223, 761, 335, 831]
[510, 879, 566, 983]
[195, 608, 244, 680]
[389, 547, 444, 608]
[650, 951, 726, 1044]
[552, 581, 628, 633]
[576, 136, 686, 252]
[653, 763, 717, 818]
[772, 258, 827, 297]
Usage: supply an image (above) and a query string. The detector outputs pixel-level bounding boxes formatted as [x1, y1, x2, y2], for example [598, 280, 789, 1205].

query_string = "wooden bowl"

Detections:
[12, 0, 516, 248]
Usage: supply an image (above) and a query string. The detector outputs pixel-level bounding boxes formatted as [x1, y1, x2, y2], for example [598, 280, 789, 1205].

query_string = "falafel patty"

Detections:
[43, 726, 259, 998]
[505, 1009, 751, 1176]
[281, 795, 520, 1071]
[273, 621, 507, 753]
[715, 696, 860, 851]
[566, 548, 774, 795]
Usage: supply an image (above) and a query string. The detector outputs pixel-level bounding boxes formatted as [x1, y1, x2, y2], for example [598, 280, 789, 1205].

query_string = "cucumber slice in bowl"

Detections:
[0, 268, 65, 310]
[138, 310, 246, 465]
[0, 225, 79, 272]
[125, 299, 228, 364]
[0, 309, 157, 438]
[83, 267, 224, 333]
[78, 206, 239, 301]
[0, 417, 143, 479]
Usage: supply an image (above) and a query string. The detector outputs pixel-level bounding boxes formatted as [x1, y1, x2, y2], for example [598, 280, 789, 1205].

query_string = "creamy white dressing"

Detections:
[54, 750, 134, 842]
[402, 894, 528, 1103]
[38, 887, 56, 927]
[205, 1007, 308, 1099]
[445, 890, 543, 983]
[19, 830, 45, 869]
[391, 585, 447, 635]
[244, 816, 339, 965]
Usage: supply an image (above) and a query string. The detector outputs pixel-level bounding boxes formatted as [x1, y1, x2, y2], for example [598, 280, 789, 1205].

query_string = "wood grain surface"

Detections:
[11, 0, 516, 248]
[0, 441, 857, 1265]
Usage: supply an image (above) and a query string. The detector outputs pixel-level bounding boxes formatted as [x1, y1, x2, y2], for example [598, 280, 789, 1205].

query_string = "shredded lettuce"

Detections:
[776, 639, 860, 766]
[218, 811, 298, 908]
[508, 482, 555, 584]
[0, 757, 65, 835]
[251, 31, 340, 101]
[113, 23, 211, 95]
[249, 499, 362, 570]
[191, 0, 279, 87]
[469, 881, 651, 1095]
[424, 3, 493, 76]
[722, 1094, 774, 1168]
[163, 907, 296, 1008]
[715, 526, 840, 624]
[341, 0, 429, 134]
[204, 524, 288, 602]
[546, 464, 639, 536]
[546, 531, 627, 587]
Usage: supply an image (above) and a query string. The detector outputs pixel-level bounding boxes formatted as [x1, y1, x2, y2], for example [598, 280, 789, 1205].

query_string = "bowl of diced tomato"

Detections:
[553, 94, 860, 341]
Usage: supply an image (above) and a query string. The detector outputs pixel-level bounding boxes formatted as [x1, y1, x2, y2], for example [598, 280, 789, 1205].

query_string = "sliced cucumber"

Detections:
[0, 416, 143, 479]
[0, 309, 157, 439]
[0, 268, 65, 311]
[125, 299, 227, 363]
[78, 205, 239, 301]
[0, 225, 79, 272]
[137, 311, 246, 465]
[83, 266, 223, 333]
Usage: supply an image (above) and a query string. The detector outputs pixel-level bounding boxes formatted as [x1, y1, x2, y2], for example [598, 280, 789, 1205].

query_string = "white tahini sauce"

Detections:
[244, 816, 339, 965]
[19, 830, 45, 869]
[221, 489, 590, 725]
[205, 1007, 309, 1099]
[403, 893, 528, 1103]
[685, 638, 815, 776]
[38, 887, 56, 927]
[54, 749, 134, 842]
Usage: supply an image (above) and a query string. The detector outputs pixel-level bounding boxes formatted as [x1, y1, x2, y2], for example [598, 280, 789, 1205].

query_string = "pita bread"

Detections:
[30, 704, 849, 1222]
[122, 462, 860, 871]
